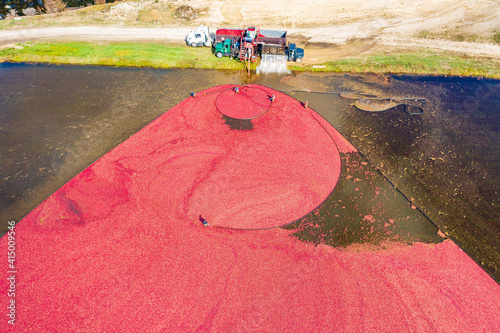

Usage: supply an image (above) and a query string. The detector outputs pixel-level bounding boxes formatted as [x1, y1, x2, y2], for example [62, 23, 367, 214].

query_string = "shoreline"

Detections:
[1, 40, 499, 79]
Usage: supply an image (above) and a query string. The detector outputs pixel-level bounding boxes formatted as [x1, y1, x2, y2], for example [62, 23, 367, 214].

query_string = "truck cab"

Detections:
[185, 25, 212, 47]
[287, 43, 304, 63]
[214, 39, 234, 58]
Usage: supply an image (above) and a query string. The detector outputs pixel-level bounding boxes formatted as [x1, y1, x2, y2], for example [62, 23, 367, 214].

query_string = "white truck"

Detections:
[185, 25, 213, 47]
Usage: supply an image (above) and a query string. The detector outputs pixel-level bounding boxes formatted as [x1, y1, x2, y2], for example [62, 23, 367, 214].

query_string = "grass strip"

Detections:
[0, 41, 245, 70]
[1, 41, 498, 78]
[290, 52, 500, 78]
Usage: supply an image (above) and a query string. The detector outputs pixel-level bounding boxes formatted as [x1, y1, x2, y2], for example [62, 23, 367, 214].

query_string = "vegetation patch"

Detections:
[493, 31, 500, 44]
[79, 4, 108, 12]
[416, 28, 499, 44]
[290, 52, 500, 79]
[0, 41, 245, 70]
[172, 5, 198, 21]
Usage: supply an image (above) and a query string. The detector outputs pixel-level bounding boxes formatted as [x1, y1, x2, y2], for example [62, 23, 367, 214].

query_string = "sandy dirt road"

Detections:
[0, 0, 499, 64]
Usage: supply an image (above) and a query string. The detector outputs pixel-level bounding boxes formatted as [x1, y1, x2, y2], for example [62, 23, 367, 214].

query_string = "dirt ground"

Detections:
[1, 0, 500, 64]
[214, 0, 500, 63]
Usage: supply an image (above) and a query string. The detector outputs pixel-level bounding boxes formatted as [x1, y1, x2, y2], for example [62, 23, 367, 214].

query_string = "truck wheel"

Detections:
[216, 51, 223, 58]
[295, 57, 302, 63]
[191, 42, 197, 48]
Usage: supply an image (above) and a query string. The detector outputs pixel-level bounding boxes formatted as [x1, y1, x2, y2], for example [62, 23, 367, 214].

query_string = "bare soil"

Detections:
[0, 0, 499, 64]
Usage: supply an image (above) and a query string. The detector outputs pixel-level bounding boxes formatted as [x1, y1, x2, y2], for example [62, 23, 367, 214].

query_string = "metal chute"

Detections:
[256, 54, 290, 74]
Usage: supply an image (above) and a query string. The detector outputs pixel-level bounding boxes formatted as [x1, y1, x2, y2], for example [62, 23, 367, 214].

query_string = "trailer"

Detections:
[214, 28, 244, 44]
[258, 30, 287, 49]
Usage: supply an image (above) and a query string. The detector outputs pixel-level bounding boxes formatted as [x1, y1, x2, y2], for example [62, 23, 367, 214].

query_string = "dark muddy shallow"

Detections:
[0, 63, 498, 281]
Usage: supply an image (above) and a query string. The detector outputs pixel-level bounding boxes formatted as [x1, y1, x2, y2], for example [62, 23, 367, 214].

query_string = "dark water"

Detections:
[0, 63, 498, 281]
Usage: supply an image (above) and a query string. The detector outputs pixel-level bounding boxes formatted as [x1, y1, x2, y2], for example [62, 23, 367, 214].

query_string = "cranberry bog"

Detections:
[1, 81, 499, 331]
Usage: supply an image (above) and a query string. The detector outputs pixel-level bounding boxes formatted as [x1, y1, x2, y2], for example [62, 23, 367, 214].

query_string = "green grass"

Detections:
[0, 41, 246, 70]
[493, 31, 500, 44]
[290, 52, 500, 78]
[1, 42, 498, 78]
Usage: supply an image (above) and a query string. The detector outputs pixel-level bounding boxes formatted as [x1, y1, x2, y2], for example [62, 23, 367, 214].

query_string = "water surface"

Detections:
[1, 63, 498, 280]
